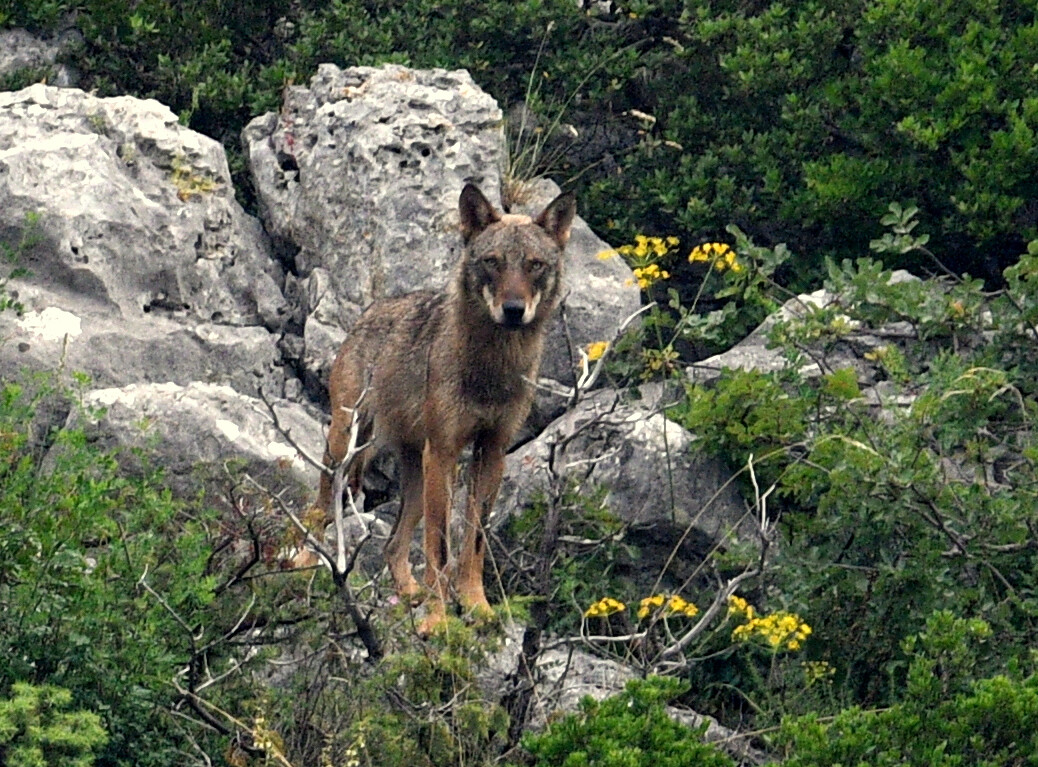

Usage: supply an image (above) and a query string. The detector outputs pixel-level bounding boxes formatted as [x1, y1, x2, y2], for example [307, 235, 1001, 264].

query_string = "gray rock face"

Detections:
[0, 82, 302, 502]
[2, 286, 286, 397]
[244, 64, 504, 310]
[0, 84, 287, 331]
[497, 384, 752, 581]
[243, 63, 639, 390]
[0, 28, 81, 87]
[688, 271, 922, 393]
[65, 381, 325, 503]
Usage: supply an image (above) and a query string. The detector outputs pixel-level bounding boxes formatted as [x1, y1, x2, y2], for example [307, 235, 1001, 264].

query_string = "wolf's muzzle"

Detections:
[500, 299, 527, 328]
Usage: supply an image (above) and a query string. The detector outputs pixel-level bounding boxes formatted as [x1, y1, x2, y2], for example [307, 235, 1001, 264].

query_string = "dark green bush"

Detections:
[771, 612, 1038, 767]
[676, 224, 1038, 709]
[0, 376, 278, 767]
[521, 676, 734, 767]
[585, 0, 1038, 283]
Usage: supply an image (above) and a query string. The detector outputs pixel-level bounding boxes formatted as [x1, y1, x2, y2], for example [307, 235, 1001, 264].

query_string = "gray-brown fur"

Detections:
[319, 183, 576, 633]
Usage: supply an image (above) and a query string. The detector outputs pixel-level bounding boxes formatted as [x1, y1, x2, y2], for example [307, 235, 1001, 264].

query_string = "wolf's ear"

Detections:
[535, 191, 577, 249]
[459, 184, 501, 243]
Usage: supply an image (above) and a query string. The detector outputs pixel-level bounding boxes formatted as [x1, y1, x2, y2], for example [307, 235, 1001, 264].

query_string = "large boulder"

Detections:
[63, 381, 325, 505]
[243, 63, 639, 390]
[495, 384, 753, 590]
[0, 83, 292, 399]
[0, 84, 287, 330]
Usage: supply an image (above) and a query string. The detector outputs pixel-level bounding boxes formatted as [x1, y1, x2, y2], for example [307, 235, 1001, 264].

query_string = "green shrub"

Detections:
[771, 612, 1038, 767]
[521, 676, 734, 767]
[675, 221, 1038, 709]
[583, 0, 1038, 283]
[0, 376, 273, 767]
[0, 683, 108, 767]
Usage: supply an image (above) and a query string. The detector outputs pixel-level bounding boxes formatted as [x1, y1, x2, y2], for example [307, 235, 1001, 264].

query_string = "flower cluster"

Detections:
[251, 713, 283, 757]
[690, 241, 742, 272]
[632, 263, 671, 290]
[637, 593, 700, 620]
[584, 597, 626, 618]
[727, 594, 756, 620]
[599, 235, 679, 291]
[585, 340, 608, 362]
[617, 234, 680, 261]
[732, 608, 812, 651]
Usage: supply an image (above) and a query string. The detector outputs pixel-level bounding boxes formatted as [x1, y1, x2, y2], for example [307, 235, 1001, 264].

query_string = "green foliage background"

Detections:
[5, 0, 1038, 283]
[4, 2, 1038, 765]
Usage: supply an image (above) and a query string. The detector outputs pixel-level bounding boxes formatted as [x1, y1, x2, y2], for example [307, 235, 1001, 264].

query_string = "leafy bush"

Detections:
[0, 377, 221, 766]
[585, 0, 1038, 283]
[771, 612, 1038, 767]
[0, 683, 107, 767]
[672, 213, 1038, 709]
[7, 1, 1037, 284]
[521, 676, 734, 767]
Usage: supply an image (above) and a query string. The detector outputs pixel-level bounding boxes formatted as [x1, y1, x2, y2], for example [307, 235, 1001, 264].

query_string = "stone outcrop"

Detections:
[496, 382, 753, 590]
[0, 84, 290, 402]
[243, 63, 640, 388]
[0, 27, 80, 87]
[63, 381, 325, 504]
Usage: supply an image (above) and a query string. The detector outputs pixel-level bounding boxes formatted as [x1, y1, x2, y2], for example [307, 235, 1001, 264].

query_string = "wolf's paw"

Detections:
[459, 594, 496, 626]
[417, 602, 448, 638]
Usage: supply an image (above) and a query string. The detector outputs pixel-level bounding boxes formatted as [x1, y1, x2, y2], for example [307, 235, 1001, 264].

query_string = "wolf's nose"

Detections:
[501, 300, 526, 326]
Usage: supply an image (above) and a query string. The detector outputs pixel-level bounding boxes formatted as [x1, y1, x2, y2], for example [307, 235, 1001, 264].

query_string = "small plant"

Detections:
[169, 156, 220, 201]
[772, 612, 1037, 767]
[521, 676, 734, 767]
[0, 683, 108, 767]
[0, 211, 40, 316]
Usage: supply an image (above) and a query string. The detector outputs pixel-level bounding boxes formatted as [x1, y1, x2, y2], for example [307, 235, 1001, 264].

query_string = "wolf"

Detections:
[318, 183, 576, 633]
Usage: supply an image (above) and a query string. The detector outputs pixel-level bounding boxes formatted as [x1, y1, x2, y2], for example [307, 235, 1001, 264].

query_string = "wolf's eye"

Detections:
[527, 260, 546, 275]
[480, 256, 500, 271]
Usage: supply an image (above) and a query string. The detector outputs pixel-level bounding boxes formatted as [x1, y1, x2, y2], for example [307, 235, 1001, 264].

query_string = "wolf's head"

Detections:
[458, 184, 576, 330]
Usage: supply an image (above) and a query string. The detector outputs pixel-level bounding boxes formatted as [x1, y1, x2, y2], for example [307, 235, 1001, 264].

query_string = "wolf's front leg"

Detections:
[456, 436, 505, 619]
[419, 440, 455, 635]
[384, 446, 425, 604]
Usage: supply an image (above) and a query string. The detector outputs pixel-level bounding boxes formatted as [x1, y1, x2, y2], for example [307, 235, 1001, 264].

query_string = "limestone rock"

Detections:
[0, 28, 81, 87]
[0, 83, 287, 331]
[243, 63, 639, 391]
[64, 381, 325, 504]
[1, 284, 286, 397]
[496, 384, 752, 587]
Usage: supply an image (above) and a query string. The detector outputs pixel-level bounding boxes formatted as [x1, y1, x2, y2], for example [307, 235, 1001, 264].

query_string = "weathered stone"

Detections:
[0, 284, 286, 397]
[496, 384, 752, 587]
[688, 271, 921, 387]
[63, 381, 325, 504]
[0, 83, 287, 331]
[0, 28, 81, 87]
[242, 63, 639, 392]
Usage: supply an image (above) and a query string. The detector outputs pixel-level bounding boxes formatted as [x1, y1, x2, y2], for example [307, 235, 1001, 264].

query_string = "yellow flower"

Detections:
[690, 242, 740, 272]
[637, 593, 698, 620]
[637, 594, 666, 620]
[727, 594, 755, 619]
[585, 341, 608, 362]
[596, 249, 618, 260]
[731, 608, 811, 651]
[585, 597, 626, 618]
[632, 264, 670, 290]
